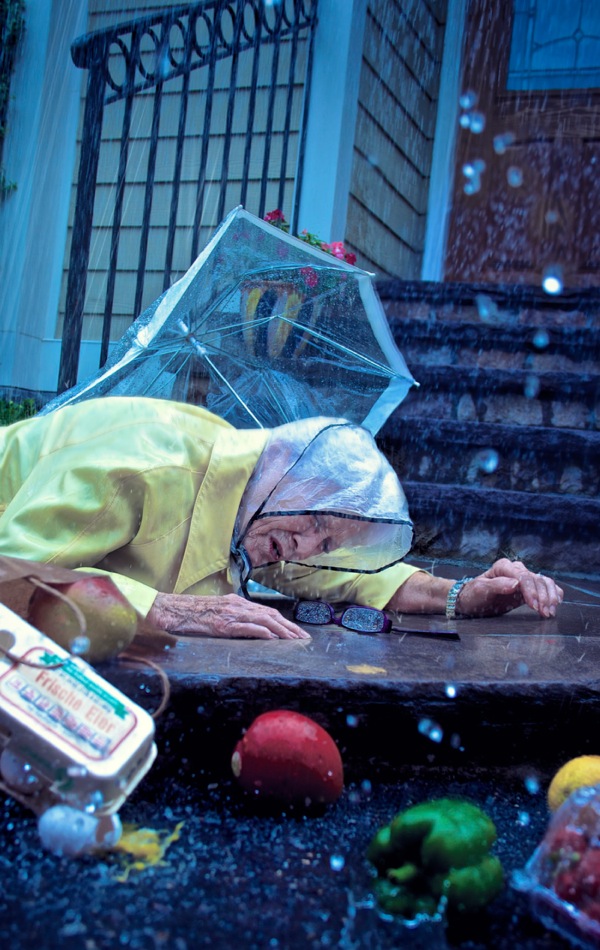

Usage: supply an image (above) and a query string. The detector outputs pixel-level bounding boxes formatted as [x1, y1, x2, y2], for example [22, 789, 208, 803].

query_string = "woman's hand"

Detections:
[147, 592, 311, 640]
[457, 558, 564, 618]
[387, 558, 564, 619]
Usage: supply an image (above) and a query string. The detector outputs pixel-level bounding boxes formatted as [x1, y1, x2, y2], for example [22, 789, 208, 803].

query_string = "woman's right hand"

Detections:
[147, 592, 311, 640]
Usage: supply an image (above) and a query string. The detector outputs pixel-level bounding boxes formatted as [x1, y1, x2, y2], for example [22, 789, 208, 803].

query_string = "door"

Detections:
[444, 0, 600, 290]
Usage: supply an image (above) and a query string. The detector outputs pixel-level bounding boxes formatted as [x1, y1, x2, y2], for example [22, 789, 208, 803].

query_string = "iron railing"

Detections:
[58, 0, 318, 392]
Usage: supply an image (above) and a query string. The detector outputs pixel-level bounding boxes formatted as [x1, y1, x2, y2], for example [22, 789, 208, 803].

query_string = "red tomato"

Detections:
[547, 827, 588, 864]
[231, 710, 344, 805]
[573, 849, 600, 898]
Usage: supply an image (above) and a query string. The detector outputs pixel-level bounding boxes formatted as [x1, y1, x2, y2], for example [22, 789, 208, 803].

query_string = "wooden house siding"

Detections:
[58, 0, 310, 343]
[346, 0, 447, 278]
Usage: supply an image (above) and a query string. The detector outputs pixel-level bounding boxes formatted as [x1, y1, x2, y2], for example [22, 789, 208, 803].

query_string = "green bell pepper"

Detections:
[367, 798, 504, 918]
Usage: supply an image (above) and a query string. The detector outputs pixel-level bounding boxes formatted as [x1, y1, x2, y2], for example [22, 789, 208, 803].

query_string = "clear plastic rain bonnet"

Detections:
[232, 416, 413, 591]
[43, 207, 417, 435]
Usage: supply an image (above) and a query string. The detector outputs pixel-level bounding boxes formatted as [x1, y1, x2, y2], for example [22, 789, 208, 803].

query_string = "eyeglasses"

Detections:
[293, 601, 460, 641]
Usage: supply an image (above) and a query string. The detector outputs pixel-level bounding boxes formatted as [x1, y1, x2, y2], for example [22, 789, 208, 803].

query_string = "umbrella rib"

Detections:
[138, 349, 193, 395]
[182, 327, 264, 427]
[271, 314, 395, 375]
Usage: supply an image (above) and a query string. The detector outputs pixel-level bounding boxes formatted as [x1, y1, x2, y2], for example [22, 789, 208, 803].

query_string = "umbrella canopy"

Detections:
[44, 207, 417, 434]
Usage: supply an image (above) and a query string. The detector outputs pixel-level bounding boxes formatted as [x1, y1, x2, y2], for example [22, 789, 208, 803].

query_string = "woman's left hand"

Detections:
[457, 559, 564, 618]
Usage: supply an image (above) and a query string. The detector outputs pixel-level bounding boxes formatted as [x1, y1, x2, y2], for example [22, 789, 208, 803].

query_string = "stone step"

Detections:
[378, 277, 600, 330]
[395, 364, 599, 431]
[387, 315, 600, 375]
[378, 419, 600, 498]
[402, 481, 600, 575]
[375, 280, 600, 575]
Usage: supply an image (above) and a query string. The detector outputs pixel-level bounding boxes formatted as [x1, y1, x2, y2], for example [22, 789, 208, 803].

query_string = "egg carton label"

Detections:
[0, 646, 138, 760]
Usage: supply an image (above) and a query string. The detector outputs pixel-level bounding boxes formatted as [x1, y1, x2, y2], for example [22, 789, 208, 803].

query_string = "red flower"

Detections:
[328, 241, 346, 260]
[344, 251, 357, 265]
[265, 209, 286, 223]
[300, 267, 318, 288]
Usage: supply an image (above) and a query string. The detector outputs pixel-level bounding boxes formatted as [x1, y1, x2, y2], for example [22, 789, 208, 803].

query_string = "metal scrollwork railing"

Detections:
[59, 0, 318, 393]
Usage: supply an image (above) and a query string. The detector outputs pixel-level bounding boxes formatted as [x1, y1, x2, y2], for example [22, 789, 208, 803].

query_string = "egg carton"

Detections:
[0, 603, 156, 816]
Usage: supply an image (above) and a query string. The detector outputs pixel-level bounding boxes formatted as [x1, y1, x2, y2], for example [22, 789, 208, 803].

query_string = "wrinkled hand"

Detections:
[147, 592, 311, 640]
[457, 559, 564, 619]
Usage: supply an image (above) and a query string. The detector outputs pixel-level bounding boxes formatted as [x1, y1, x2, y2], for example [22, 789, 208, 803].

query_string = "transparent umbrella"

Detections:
[44, 207, 417, 434]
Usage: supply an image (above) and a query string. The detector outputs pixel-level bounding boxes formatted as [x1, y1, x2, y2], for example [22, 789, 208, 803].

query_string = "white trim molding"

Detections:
[296, 0, 368, 244]
[421, 0, 468, 281]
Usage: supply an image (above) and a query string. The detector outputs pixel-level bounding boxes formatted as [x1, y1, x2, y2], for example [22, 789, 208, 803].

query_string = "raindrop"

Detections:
[532, 328, 550, 350]
[524, 775, 540, 795]
[493, 131, 516, 154]
[475, 448, 499, 474]
[475, 294, 500, 323]
[450, 733, 463, 750]
[462, 159, 485, 196]
[545, 209, 559, 224]
[418, 718, 443, 743]
[459, 113, 472, 129]
[524, 375, 540, 399]
[469, 111, 486, 134]
[70, 635, 91, 656]
[360, 779, 372, 795]
[366, 153, 380, 169]
[445, 684, 457, 698]
[517, 810, 530, 827]
[0, 749, 43, 791]
[464, 178, 481, 196]
[541, 265, 563, 295]
[330, 854, 345, 871]
[67, 764, 88, 779]
[346, 714, 359, 728]
[459, 89, 478, 109]
[157, 51, 170, 81]
[516, 661, 530, 676]
[84, 789, 104, 814]
[507, 166, 524, 187]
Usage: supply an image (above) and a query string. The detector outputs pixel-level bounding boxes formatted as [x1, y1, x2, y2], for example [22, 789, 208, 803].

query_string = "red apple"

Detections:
[27, 575, 138, 663]
[231, 710, 344, 806]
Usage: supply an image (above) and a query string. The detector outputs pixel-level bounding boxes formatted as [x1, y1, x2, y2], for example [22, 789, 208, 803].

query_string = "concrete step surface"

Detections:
[378, 419, 600, 498]
[377, 280, 600, 574]
[403, 481, 600, 573]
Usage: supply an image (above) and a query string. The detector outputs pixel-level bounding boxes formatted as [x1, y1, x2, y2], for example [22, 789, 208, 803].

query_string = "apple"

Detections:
[231, 710, 344, 806]
[27, 575, 138, 663]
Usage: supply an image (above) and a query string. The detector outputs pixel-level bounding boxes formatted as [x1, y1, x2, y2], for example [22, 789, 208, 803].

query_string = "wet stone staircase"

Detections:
[376, 280, 600, 577]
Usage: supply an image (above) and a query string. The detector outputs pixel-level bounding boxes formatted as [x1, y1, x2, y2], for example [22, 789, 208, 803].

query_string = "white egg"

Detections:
[37, 804, 122, 856]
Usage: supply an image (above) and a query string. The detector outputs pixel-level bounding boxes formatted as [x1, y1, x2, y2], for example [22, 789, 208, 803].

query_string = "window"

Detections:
[507, 0, 600, 90]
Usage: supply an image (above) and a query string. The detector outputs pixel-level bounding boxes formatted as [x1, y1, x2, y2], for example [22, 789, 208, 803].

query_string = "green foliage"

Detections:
[0, 397, 36, 425]
[0, 0, 26, 198]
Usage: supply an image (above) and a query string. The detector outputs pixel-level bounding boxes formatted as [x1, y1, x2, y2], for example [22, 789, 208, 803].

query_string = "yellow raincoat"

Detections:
[0, 397, 418, 615]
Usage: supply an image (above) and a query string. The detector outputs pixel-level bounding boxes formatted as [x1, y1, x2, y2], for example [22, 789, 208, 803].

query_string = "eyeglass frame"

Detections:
[293, 600, 460, 641]
[294, 600, 392, 633]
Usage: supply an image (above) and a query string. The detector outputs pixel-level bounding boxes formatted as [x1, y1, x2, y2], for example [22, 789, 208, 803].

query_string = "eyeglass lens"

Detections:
[341, 606, 389, 633]
[294, 601, 333, 624]
[294, 601, 389, 632]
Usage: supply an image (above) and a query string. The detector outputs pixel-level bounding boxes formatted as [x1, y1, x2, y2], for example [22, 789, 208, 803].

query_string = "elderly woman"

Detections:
[0, 396, 562, 639]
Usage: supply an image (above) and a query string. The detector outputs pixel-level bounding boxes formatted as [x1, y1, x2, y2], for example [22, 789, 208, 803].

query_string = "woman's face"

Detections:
[243, 513, 338, 566]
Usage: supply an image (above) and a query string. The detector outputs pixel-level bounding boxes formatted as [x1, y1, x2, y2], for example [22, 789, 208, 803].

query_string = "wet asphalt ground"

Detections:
[0, 763, 572, 949]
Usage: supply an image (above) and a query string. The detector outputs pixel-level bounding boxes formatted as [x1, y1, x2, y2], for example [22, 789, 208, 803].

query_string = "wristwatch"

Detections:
[446, 577, 475, 619]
